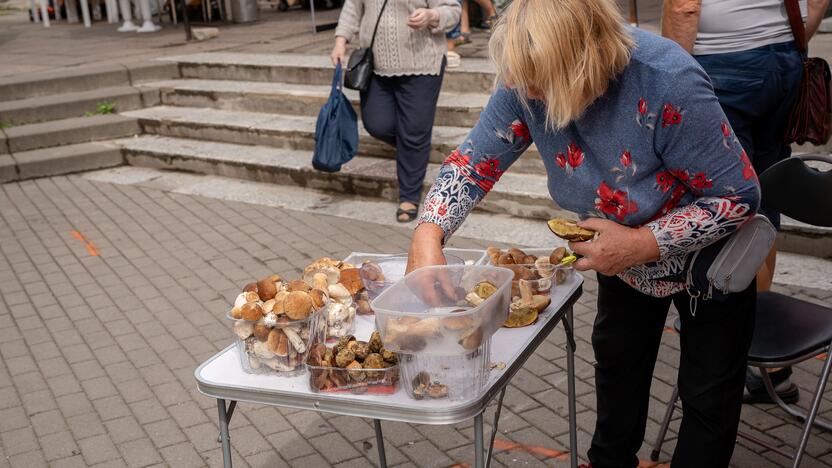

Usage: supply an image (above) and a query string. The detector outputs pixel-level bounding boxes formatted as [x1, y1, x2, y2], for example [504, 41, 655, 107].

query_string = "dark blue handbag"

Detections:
[312, 63, 359, 172]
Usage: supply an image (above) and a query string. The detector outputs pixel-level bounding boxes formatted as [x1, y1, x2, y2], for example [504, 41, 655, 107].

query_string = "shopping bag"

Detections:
[312, 62, 359, 172]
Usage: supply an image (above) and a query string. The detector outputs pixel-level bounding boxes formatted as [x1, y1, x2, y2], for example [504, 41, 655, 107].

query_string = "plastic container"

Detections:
[307, 358, 399, 395]
[553, 264, 576, 286]
[359, 254, 465, 300]
[399, 340, 490, 401]
[371, 265, 514, 356]
[228, 309, 326, 376]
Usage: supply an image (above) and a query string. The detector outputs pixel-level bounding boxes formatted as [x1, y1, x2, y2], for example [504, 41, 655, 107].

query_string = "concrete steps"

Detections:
[3, 114, 140, 153]
[0, 141, 123, 183]
[122, 105, 547, 174]
[0, 86, 159, 126]
[161, 52, 497, 94]
[118, 135, 566, 220]
[145, 78, 489, 128]
[0, 61, 178, 102]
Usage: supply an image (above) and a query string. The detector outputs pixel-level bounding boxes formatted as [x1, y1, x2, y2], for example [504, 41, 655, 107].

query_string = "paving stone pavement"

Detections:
[0, 174, 831, 468]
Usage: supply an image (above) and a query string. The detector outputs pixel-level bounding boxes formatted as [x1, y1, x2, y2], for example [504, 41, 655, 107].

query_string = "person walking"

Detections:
[663, 0, 830, 405]
[331, 0, 461, 222]
[408, 0, 761, 465]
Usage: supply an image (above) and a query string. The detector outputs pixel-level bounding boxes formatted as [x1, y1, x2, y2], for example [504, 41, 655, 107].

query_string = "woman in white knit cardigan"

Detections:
[331, 0, 461, 222]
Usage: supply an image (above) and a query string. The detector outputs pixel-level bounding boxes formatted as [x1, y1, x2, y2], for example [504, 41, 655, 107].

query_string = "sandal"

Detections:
[453, 32, 471, 46]
[396, 205, 419, 223]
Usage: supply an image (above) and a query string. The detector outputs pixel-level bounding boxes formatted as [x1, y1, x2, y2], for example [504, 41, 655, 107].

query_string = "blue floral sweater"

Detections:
[418, 28, 761, 297]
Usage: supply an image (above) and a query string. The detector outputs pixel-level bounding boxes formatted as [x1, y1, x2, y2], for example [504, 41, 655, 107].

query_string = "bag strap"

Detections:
[369, 0, 390, 50]
[784, 0, 808, 54]
[332, 61, 343, 91]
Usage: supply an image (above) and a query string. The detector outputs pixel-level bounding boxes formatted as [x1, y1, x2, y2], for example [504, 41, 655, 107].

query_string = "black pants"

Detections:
[588, 274, 755, 468]
[359, 65, 444, 204]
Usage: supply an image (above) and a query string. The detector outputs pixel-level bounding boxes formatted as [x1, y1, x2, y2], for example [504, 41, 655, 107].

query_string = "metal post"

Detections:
[793, 348, 832, 468]
[373, 419, 388, 468]
[474, 413, 484, 468]
[217, 399, 233, 468]
[485, 387, 507, 468]
[309, 0, 316, 34]
[565, 307, 578, 468]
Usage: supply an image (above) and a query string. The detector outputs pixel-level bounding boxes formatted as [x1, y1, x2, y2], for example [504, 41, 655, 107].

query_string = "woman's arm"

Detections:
[646, 64, 761, 260]
[807, 0, 831, 40]
[334, 0, 364, 44]
[416, 86, 534, 243]
[426, 0, 462, 33]
[661, 0, 702, 53]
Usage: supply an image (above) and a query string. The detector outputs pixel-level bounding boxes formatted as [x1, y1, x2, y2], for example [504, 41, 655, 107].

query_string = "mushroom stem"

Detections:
[518, 279, 533, 305]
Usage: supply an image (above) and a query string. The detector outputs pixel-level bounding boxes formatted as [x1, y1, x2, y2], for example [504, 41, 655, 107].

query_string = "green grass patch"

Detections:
[84, 101, 117, 117]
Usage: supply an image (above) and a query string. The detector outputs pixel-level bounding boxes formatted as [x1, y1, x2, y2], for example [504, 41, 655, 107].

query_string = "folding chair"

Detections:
[650, 154, 832, 468]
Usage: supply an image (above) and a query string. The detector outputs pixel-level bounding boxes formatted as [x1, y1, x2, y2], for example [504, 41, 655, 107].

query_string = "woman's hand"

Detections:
[569, 218, 660, 276]
[406, 223, 457, 305]
[331, 37, 347, 67]
[407, 8, 440, 30]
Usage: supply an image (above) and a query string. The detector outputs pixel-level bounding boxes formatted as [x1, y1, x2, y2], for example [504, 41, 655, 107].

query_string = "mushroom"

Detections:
[284, 291, 313, 320]
[233, 320, 254, 340]
[550, 246, 568, 265]
[241, 302, 264, 321]
[267, 329, 290, 357]
[282, 326, 307, 353]
[257, 277, 278, 301]
[253, 322, 271, 342]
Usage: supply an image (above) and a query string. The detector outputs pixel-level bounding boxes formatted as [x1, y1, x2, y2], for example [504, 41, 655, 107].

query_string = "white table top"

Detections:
[195, 265, 583, 425]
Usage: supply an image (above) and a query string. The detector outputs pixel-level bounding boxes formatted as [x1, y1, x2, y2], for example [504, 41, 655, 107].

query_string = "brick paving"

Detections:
[0, 174, 830, 467]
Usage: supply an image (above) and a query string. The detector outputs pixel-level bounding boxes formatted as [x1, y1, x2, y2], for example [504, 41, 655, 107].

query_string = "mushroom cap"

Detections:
[284, 291, 313, 320]
[257, 278, 278, 300]
[240, 302, 264, 321]
[547, 218, 595, 242]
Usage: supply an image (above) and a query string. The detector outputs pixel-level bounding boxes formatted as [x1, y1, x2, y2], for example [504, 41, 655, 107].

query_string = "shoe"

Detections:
[446, 51, 461, 68]
[453, 32, 471, 46]
[396, 204, 418, 223]
[743, 366, 800, 404]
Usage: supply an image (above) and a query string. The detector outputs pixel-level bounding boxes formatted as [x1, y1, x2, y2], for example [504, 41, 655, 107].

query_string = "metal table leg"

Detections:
[217, 399, 234, 468]
[485, 387, 507, 468]
[373, 419, 387, 468]
[564, 307, 578, 468]
[474, 413, 485, 468]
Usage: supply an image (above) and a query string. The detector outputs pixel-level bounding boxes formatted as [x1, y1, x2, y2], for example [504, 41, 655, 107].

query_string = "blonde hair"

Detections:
[490, 0, 634, 130]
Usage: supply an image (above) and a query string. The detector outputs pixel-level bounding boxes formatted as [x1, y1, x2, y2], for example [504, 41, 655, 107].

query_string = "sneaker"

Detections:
[446, 51, 461, 68]
[743, 366, 800, 404]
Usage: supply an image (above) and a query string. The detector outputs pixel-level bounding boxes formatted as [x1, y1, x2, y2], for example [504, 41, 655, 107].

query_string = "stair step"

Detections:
[0, 86, 159, 127]
[122, 105, 546, 174]
[162, 53, 496, 94]
[0, 61, 178, 103]
[4, 114, 140, 153]
[118, 135, 563, 220]
[145, 78, 489, 128]
[0, 141, 123, 183]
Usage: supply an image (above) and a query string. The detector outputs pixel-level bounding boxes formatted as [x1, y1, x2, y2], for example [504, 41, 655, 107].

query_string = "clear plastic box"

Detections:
[371, 265, 514, 356]
[229, 309, 326, 376]
[358, 254, 465, 300]
[307, 358, 400, 395]
[399, 339, 491, 401]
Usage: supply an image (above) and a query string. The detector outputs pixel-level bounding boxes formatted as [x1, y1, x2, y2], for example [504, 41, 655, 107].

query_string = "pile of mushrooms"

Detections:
[306, 332, 399, 393]
[302, 258, 364, 338]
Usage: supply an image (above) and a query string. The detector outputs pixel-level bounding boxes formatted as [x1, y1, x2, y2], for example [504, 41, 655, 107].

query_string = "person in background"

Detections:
[408, 0, 761, 465]
[331, 0, 461, 222]
[663, 0, 830, 405]
[446, 0, 464, 68]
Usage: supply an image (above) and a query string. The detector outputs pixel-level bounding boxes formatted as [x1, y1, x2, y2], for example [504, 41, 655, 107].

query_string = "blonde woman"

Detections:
[332, 0, 461, 222]
[406, 0, 761, 466]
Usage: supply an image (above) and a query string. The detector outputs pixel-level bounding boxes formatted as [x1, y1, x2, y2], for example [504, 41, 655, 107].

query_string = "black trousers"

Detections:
[588, 274, 755, 468]
[359, 64, 445, 204]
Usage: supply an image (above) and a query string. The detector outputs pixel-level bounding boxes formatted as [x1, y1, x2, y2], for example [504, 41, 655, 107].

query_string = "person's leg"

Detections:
[588, 274, 672, 468]
[670, 284, 756, 467]
[445, 1, 462, 68]
[359, 74, 397, 147]
[472, 0, 495, 17]
[460, 0, 470, 34]
[391, 64, 445, 210]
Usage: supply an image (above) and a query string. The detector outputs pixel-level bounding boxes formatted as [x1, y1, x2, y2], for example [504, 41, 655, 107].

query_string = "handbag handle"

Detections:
[369, 0, 390, 50]
[332, 61, 343, 91]
[784, 0, 808, 54]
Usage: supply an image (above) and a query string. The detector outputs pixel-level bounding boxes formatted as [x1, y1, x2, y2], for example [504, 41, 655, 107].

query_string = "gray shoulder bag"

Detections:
[683, 214, 776, 314]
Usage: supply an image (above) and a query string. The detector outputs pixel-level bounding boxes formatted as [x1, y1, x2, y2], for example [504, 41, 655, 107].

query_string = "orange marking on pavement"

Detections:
[663, 326, 677, 334]
[448, 463, 469, 468]
[70, 231, 100, 257]
[491, 438, 570, 460]
[818, 353, 828, 361]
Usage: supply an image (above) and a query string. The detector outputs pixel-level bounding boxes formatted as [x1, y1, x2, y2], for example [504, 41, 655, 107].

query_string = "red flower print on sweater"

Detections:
[567, 143, 584, 169]
[721, 121, 731, 138]
[445, 149, 471, 168]
[595, 181, 638, 221]
[638, 98, 648, 115]
[437, 204, 447, 216]
[648, 184, 689, 222]
[620, 150, 632, 167]
[661, 103, 683, 127]
[472, 158, 504, 192]
[690, 172, 713, 191]
[509, 120, 530, 141]
[655, 171, 673, 192]
[669, 168, 689, 183]
[555, 152, 566, 169]
[739, 150, 757, 181]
